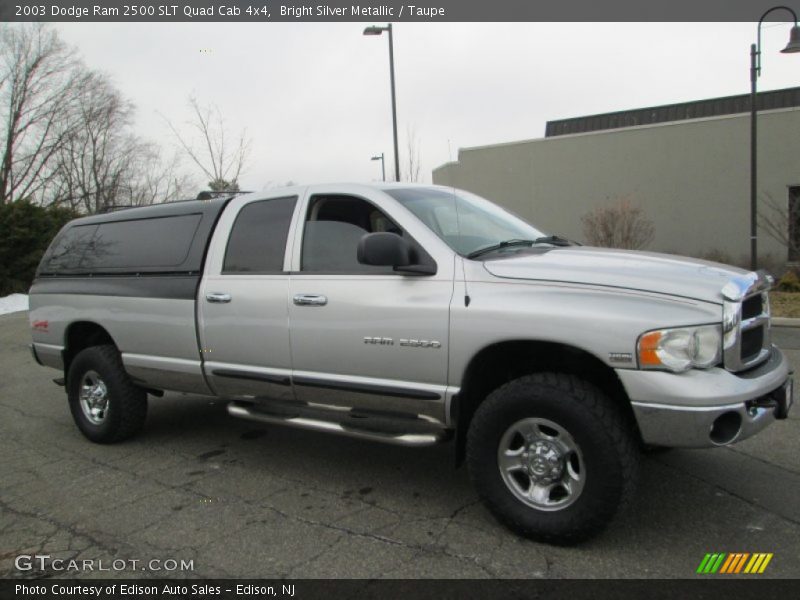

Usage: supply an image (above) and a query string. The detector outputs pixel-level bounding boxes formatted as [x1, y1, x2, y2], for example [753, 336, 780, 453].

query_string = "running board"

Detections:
[227, 400, 450, 447]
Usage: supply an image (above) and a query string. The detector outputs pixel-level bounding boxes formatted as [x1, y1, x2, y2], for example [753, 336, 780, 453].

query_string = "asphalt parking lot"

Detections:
[1, 311, 799, 579]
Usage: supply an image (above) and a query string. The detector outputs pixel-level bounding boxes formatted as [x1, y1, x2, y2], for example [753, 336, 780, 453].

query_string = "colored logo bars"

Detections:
[697, 553, 773, 574]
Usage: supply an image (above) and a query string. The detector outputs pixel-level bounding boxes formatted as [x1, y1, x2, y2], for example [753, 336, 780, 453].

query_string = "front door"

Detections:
[287, 191, 455, 424]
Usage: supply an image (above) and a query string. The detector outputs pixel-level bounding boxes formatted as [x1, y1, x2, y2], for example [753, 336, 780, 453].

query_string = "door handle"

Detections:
[206, 292, 232, 304]
[293, 294, 328, 307]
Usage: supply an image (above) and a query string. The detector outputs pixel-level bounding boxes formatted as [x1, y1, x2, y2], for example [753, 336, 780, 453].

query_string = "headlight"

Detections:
[637, 325, 722, 373]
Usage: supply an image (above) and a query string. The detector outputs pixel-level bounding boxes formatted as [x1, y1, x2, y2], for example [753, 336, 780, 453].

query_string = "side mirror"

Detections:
[357, 232, 412, 267]
[357, 232, 437, 275]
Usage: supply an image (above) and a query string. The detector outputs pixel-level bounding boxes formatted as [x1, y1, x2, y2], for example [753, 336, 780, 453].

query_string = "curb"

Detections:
[772, 317, 800, 328]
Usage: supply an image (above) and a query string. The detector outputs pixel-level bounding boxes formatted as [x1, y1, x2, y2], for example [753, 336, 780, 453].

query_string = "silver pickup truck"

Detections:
[29, 183, 793, 544]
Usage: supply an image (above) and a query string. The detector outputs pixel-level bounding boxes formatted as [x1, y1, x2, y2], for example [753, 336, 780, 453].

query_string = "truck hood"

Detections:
[482, 247, 748, 304]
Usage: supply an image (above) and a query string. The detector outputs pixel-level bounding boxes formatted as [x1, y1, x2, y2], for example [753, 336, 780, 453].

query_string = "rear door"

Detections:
[198, 192, 301, 400]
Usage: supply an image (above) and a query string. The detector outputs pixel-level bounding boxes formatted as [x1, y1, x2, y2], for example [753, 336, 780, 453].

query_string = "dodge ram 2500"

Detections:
[29, 183, 793, 543]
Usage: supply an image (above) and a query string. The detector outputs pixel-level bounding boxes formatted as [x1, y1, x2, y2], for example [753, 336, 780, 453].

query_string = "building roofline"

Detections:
[545, 86, 800, 137]
[447, 104, 799, 157]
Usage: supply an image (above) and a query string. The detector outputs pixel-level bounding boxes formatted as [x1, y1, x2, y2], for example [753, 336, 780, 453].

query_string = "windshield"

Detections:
[385, 187, 546, 257]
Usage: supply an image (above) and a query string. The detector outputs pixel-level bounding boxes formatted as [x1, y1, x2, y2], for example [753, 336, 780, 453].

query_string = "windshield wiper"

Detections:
[466, 239, 537, 259]
[532, 235, 575, 247]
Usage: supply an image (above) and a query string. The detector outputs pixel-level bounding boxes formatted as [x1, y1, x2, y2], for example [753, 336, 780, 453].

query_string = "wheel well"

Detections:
[453, 340, 639, 465]
[63, 322, 116, 377]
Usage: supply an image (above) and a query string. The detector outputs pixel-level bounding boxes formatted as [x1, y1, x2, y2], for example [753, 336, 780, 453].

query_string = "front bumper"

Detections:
[618, 346, 791, 448]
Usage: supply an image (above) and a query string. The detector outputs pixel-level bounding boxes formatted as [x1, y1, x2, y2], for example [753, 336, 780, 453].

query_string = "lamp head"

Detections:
[780, 24, 800, 53]
[371, 155, 382, 161]
[363, 26, 386, 36]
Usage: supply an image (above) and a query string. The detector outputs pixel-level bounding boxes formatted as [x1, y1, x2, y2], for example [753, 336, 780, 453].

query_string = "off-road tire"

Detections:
[67, 344, 147, 443]
[466, 372, 639, 545]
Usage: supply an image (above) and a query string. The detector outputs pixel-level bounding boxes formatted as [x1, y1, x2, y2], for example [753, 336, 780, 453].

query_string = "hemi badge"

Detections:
[32, 320, 49, 332]
[609, 352, 633, 364]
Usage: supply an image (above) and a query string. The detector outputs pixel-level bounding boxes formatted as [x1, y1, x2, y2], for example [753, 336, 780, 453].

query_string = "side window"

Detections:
[301, 195, 402, 273]
[86, 214, 202, 269]
[40, 214, 203, 274]
[40, 224, 98, 273]
[223, 196, 297, 274]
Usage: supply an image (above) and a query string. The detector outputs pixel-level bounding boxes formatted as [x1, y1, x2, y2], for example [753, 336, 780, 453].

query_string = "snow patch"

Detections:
[0, 294, 29, 315]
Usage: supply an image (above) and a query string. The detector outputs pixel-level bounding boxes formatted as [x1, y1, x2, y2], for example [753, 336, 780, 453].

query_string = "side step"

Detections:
[227, 400, 450, 447]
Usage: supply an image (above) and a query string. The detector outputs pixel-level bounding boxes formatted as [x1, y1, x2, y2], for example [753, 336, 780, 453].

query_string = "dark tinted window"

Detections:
[83, 214, 202, 269]
[40, 214, 202, 273]
[223, 196, 297, 273]
[41, 225, 99, 273]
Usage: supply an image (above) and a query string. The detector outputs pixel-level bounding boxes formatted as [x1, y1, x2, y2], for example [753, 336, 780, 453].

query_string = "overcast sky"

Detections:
[53, 22, 800, 191]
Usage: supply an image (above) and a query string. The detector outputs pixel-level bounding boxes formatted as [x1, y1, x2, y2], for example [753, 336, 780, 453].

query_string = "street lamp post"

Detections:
[750, 7, 800, 270]
[364, 23, 401, 182]
[371, 153, 386, 181]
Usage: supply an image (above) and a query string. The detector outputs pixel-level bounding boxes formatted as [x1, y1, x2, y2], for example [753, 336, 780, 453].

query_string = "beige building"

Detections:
[433, 87, 800, 272]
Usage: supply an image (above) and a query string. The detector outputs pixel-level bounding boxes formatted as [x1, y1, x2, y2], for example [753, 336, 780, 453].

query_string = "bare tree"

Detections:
[0, 23, 86, 204]
[48, 72, 135, 212]
[44, 71, 193, 213]
[759, 192, 799, 261]
[0, 24, 193, 213]
[581, 195, 655, 250]
[125, 150, 194, 207]
[404, 125, 421, 182]
[165, 96, 250, 192]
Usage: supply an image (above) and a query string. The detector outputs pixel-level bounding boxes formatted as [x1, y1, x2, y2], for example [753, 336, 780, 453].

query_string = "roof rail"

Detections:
[196, 190, 251, 200]
[98, 204, 137, 214]
[96, 191, 250, 212]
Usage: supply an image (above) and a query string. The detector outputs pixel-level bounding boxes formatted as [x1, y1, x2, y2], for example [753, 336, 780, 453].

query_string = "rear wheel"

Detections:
[67, 345, 147, 443]
[466, 372, 639, 544]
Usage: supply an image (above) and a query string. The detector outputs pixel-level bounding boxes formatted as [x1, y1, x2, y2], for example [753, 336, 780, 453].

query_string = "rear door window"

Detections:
[223, 196, 297, 274]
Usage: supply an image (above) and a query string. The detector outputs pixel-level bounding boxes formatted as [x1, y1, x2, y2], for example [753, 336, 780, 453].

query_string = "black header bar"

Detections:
[2, 0, 800, 22]
[2, 579, 800, 600]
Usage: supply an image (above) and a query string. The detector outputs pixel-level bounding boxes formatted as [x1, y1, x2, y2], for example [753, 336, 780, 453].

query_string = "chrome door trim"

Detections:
[292, 374, 441, 400]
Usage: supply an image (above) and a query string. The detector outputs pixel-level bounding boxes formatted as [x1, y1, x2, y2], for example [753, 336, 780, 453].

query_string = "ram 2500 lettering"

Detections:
[29, 183, 793, 543]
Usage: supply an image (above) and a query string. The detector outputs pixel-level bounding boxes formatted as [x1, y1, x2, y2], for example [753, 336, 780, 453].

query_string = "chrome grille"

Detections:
[740, 326, 764, 362]
[741, 294, 763, 320]
[722, 272, 772, 372]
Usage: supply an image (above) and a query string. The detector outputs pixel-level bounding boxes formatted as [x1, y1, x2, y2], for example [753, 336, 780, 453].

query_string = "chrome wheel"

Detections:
[79, 370, 109, 425]
[497, 417, 585, 511]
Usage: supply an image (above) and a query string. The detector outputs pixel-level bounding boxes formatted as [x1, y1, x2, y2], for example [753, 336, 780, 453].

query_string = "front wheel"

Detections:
[67, 345, 147, 443]
[466, 372, 639, 545]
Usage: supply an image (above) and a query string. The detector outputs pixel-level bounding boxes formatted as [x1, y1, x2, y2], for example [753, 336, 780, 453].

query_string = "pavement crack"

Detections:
[725, 445, 800, 477]
[250, 500, 500, 573]
[655, 457, 800, 527]
[447, 498, 481, 521]
[285, 537, 342, 578]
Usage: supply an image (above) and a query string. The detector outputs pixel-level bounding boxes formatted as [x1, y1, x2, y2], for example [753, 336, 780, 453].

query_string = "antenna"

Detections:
[443, 138, 469, 305]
